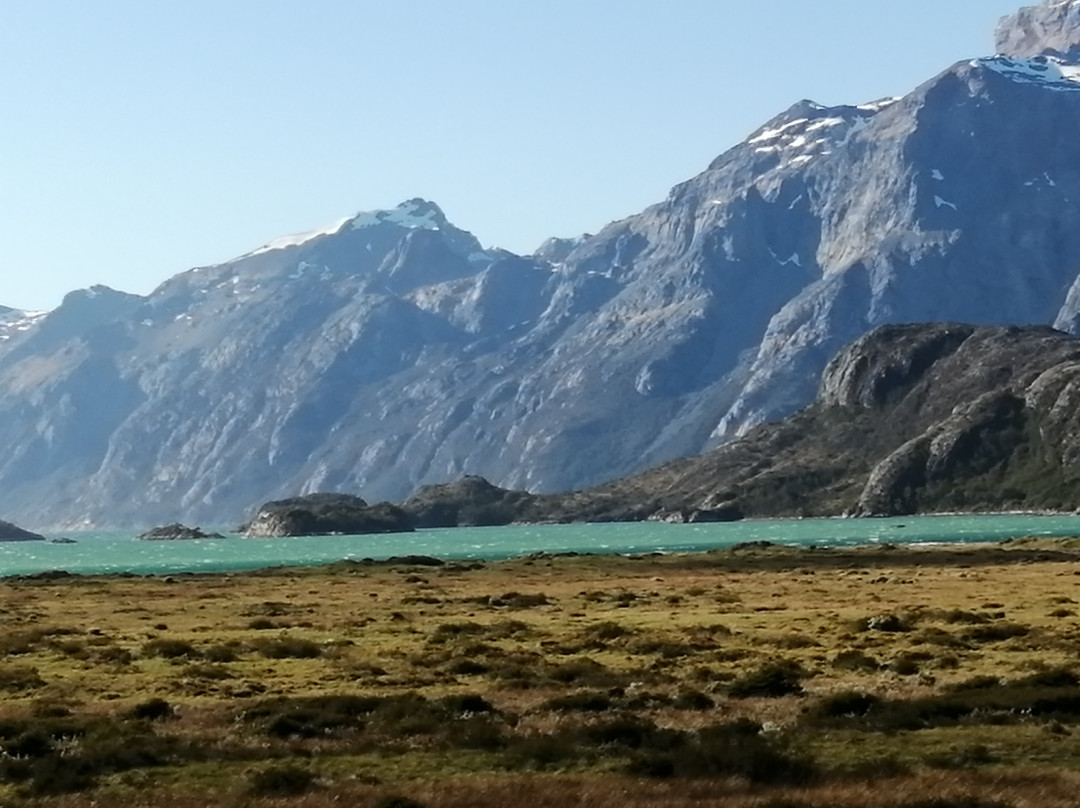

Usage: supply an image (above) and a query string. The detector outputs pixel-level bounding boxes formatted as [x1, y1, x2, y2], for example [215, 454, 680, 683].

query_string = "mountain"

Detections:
[6, 2, 1080, 529]
[522, 323, 1080, 522]
[996, 0, 1080, 59]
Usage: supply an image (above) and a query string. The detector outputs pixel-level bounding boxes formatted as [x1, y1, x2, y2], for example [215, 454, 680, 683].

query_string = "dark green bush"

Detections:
[627, 719, 815, 785]
[673, 689, 714, 710]
[728, 661, 805, 698]
[809, 691, 882, 721]
[247, 764, 316, 796]
[127, 698, 173, 721]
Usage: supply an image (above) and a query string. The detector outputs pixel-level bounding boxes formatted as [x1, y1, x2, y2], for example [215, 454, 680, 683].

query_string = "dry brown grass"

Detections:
[4, 540, 1080, 805]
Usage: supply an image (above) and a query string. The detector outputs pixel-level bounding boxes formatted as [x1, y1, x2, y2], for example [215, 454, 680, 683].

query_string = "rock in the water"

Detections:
[242, 493, 414, 537]
[0, 519, 45, 542]
[137, 523, 225, 541]
[402, 475, 539, 528]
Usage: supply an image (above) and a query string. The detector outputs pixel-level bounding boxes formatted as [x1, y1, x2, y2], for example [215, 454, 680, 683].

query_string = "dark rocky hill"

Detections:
[0, 520, 45, 542]
[528, 323, 1080, 521]
[242, 493, 413, 538]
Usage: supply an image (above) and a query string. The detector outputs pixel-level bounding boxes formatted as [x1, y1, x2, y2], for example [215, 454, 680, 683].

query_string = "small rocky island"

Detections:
[137, 524, 225, 541]
[0, 519, 46, 542]
[402, 475, 540, 528]
[242, 493, 413, 538]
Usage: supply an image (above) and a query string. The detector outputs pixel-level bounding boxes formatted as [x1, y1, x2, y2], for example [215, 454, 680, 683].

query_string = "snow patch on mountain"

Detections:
[243, 199, 447, 259]
[974, 54, 1080, 88]
[350, 198, 444, 232]
[246, 216, 353, 257]
[0, 310, 47, 343]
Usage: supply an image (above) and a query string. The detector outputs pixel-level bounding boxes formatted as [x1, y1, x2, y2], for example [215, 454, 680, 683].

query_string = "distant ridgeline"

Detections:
[4, 2, 1080, 528]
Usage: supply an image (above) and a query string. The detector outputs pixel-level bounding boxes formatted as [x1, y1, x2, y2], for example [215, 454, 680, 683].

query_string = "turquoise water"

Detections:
[4, 513, 1080, 577]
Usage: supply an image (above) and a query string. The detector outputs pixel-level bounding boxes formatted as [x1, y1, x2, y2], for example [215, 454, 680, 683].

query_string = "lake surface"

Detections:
[4, 513, 1080, 577]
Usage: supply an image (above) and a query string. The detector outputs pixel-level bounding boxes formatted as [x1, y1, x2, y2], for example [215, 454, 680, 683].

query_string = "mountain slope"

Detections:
[6, 2, 1080, 528]
[529, 323, 1080, 522]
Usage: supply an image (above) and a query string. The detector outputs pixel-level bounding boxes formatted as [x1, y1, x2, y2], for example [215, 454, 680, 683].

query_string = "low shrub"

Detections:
[673, 689, 714, 710]
[540, 691, 614, 713]
[548, 658, 615, 686]
[804, 672, 1080, 730]
[142, 639, 200, 660]
[247, 764, 316, 796]
[963, 622, 1030, 643]
[729, 661, 805, 698]
[447, 658, 489, 675]
[492, 592, 550, 609]
[831, 650, 880, 672]
[0, 665, 45, 692]
[127, 698, 173, 721]
[626, 719, 815, 785]
[808, 691, 882, 721]
[203, 643, 240, 663]
[250, 636, 322, 659]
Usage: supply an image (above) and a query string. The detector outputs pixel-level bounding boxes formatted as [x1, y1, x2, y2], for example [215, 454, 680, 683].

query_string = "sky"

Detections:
[1, 0, 1025, 312]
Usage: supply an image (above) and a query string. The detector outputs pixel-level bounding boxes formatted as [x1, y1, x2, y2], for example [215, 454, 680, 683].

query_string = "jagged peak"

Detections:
[716, 97, 897, 174]
[532, 235, 591, 265]
[996, 0, 1080, 59]
[61, 284, 139, 304]
[244, 198, 450, 259]
[348, 198, 447, 232]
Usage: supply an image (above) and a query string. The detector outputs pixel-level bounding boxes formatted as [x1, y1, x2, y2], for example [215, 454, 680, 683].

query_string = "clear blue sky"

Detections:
[1, 0, 1023, 311]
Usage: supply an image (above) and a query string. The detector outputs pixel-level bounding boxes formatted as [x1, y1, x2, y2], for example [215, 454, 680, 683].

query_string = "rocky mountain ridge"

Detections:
[5, 2, 1080, 529]
[520, 323, 1080, 522]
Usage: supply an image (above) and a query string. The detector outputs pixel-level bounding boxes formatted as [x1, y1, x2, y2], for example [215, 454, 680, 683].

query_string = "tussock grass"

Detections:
[4, 541, 1080, 805]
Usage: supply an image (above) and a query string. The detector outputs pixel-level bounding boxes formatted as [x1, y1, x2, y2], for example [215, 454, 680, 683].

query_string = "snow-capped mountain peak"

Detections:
[348, 198, 447, 232]
[243, 199, 449, 259]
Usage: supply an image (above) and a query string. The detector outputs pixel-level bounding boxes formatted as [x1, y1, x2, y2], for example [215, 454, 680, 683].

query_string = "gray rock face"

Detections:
[7, 7, 1080, 528]
[996, 1, 1080, 58]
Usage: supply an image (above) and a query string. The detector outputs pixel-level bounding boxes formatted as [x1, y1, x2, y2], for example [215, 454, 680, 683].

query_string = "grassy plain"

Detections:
[3, 539, 1080, 806]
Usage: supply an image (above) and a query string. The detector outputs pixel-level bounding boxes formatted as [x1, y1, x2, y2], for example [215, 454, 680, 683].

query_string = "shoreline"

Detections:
[6, 534, 1080, 583]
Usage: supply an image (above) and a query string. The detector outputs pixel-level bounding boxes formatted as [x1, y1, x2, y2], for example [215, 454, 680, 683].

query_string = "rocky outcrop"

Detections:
[996, 0, 1080, 59]
[137, 523, 225, 540]
[402, 475, 540, 528]
[242, 493, 414, 538]
[0, 520, 45, 541]
[535, 324, 1080, 520]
